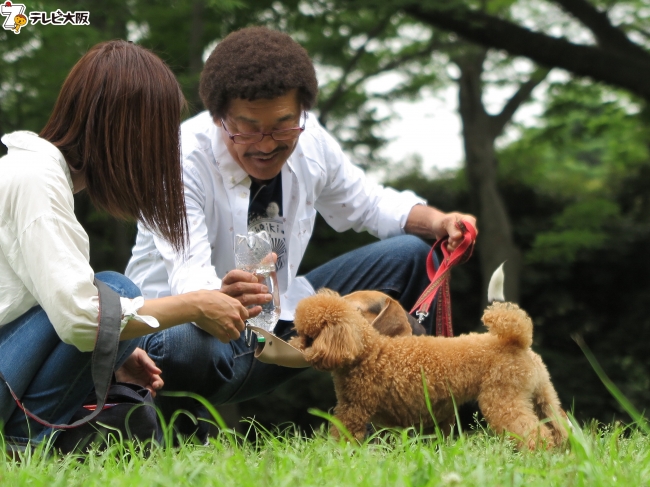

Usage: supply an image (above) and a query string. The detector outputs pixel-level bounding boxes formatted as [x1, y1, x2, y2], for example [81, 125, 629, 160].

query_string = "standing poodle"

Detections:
[291, 289, 568, 450]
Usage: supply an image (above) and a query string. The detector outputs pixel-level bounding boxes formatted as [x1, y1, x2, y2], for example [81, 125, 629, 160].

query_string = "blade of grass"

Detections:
[573, 334, 649, 435]
[421, 368, 444, 444]
[308, 408, 356, 443]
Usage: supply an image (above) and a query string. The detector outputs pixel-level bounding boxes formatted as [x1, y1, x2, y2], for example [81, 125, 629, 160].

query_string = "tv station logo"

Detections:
[1, 2, 90, 34]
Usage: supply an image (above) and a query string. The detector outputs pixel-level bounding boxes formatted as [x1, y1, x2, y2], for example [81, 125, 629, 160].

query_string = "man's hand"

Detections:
[220, 252, 275, 314]
[115, 347, 164, 397]
[405, 205, 477, 252]
[220, 269, 272, 312]
[432, 211, 477, 252]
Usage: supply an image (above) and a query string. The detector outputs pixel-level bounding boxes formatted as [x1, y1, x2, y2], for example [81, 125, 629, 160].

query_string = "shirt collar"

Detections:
[1, 131, 74, 192]
[211, 130, 250, 189]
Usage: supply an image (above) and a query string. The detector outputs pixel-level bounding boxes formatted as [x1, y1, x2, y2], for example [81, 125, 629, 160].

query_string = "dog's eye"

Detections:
[304, 336, 314, 347]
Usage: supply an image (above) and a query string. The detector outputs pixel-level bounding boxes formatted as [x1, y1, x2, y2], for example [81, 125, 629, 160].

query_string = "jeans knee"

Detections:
[94, 271, 142, 299]
[395, 235, 430, 261]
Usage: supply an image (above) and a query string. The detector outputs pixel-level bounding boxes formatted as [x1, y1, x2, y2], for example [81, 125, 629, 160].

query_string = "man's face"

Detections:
[216, 89, 302, 183]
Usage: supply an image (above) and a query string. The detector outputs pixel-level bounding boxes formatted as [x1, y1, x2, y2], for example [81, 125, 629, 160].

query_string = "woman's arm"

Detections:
[120, 289, 249, 343]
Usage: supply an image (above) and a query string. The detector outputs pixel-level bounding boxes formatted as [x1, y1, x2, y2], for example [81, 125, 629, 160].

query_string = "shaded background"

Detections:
[2, 0, 649, 433]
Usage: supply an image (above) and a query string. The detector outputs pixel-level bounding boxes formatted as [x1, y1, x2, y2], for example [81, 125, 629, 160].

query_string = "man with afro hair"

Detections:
[126, 26, 476, 438]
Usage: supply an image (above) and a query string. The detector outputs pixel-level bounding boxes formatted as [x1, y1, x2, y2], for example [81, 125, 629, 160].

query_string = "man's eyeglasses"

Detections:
[220, 112, 307, 145]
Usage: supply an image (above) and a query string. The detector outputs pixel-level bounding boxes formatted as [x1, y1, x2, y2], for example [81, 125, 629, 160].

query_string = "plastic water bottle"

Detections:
[234, 231, 281, 332]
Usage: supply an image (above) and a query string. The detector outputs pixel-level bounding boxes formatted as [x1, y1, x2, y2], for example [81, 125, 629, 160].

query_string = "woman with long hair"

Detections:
[0, 40, 258, 450]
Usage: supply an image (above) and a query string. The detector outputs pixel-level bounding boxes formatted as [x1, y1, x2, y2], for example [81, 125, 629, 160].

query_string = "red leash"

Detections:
[410, 221, 477, 337]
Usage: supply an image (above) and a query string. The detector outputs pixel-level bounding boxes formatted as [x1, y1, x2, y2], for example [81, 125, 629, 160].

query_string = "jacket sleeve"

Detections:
[152, 159, 223, 296]
[309, 120, 426, 239]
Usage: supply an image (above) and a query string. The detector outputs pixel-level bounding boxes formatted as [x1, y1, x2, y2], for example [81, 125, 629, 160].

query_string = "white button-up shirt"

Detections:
[125, 111, 425, 320]
[0, 132, 158, 352]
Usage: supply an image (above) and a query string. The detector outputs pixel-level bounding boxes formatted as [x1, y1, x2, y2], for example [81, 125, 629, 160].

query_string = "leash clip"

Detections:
[416, 311, 428, 324]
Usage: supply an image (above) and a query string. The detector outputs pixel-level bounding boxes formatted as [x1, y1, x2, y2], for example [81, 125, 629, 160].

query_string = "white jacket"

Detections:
[0, 132, 157, 351]
[125, 112, 425, 320]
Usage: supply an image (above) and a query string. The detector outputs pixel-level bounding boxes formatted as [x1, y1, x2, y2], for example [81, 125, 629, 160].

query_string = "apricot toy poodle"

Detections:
[291, 289, 568, 450]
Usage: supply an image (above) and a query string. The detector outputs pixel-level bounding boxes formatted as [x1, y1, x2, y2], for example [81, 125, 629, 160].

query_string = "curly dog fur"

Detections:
[291, 290, 568, 450]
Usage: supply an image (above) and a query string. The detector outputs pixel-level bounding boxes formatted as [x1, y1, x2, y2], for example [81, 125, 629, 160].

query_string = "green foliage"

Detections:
[493, 80, 650, 424]
[500, 81, 650, 265]
[528, 200, 620, 264]
[0, 2, 106, 139]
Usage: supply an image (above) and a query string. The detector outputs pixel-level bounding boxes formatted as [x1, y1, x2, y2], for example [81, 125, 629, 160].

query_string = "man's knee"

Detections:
[142, 324, 238, 384]
[393, 235, 431, 259]
[94, 271, 141, 299]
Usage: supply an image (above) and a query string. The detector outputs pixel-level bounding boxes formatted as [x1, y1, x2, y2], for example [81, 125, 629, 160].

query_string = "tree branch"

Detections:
[622, 23, 650, 42]
[402, 3, 650, 102]
[552, 0, 648, 58]
[318, 17, 392, 124]
[319, 34, 447, 122]
[491, 67, 550, 137]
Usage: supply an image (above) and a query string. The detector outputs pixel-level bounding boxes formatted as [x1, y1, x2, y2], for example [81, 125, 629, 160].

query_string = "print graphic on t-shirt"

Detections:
[247, 174, 286, 272]
[248, 204, 286, 271]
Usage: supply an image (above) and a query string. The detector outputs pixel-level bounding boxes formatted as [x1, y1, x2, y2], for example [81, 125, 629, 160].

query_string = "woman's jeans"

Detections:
[141, 235, 435, 431]
[0, 271, 140, 447]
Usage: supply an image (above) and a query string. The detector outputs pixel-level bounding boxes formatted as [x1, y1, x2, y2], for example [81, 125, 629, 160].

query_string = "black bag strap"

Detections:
[0, 278, 122, 429]
[84, 382, 152, 405]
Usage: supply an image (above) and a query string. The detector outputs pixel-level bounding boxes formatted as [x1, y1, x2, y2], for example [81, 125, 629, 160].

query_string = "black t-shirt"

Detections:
[247, 174, 286, 271]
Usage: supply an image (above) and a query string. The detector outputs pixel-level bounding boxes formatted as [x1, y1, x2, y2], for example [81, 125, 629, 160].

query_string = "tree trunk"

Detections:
[455, 48, 522, 303]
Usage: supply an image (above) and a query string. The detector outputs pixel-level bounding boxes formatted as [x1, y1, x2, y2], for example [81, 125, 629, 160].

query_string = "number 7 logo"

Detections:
[1, 1, 28, 34]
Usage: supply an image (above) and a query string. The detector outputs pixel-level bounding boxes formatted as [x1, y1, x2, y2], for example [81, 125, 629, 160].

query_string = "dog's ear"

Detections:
[288, 335, 307, 351]
[371, 297, 413, 337]
[304, 319, 364, 370]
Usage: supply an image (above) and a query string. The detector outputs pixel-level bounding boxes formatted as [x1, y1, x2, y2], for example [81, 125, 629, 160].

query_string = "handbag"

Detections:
[1, 279, 161, 452]
[53, 382, 162, 453]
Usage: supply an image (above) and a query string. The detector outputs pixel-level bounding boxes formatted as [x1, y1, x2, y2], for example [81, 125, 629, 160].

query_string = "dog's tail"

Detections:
[483, 262, 532, 348]
[481, 302, 533, 349]
[487, 262, 506, 302]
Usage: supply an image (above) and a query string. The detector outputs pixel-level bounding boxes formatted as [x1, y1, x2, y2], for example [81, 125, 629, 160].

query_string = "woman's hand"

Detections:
[187, 289, 249, 343]
[115, 347, 164, 396]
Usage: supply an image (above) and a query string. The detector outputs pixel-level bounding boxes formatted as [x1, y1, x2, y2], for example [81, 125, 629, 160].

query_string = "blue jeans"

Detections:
[141, 235, 434, 433]
[0, 271, 140, 447]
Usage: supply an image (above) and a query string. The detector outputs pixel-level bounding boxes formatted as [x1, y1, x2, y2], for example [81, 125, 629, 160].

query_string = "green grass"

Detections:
[2, 417, 649, 487]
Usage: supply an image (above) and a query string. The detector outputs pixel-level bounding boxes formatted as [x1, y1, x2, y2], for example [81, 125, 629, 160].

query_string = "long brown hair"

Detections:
[40, 40, 188, 252]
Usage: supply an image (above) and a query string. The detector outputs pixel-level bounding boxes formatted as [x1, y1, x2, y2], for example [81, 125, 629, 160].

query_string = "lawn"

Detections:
[2, 416, 649, 487]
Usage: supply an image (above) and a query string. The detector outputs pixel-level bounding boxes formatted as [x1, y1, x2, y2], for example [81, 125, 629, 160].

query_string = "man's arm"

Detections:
[404, 205, 477, 251]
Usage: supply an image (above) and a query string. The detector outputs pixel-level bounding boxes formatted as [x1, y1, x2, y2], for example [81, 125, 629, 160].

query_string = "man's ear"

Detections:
[213, 116, 223, 127]
[304, 320, 364, 371]
[372, 298, 413, 337]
